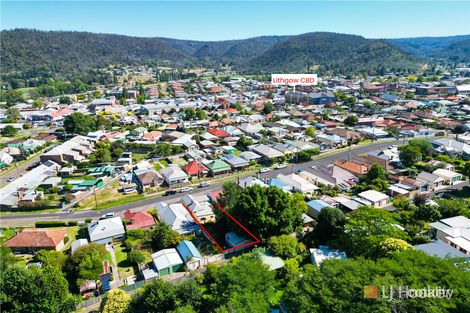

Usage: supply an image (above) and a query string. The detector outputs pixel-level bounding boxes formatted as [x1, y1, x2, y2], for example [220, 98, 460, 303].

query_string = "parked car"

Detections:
[276, 163, 287, 169]
[199, 182, 210, 188]
[6, 176, 16, 182]
[26, 162, 41, 171]
[100, 212, 115, 220]
[164, 189, 177, 196]
[311, 165, 318, 170]
[180, 187, 193, 192]
[259, 168, 270, 173]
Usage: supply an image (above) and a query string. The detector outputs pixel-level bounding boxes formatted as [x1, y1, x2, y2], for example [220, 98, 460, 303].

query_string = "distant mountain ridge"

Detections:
[1, 29, 469, 83]
[388, 34, 470, 62]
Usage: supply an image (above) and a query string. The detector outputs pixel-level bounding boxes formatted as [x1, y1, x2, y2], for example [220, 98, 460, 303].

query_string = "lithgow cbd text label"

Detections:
[271, 74, 318, 86]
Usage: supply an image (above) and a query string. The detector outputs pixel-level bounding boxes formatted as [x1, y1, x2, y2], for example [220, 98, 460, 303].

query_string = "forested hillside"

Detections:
[1, 29, 468, 87]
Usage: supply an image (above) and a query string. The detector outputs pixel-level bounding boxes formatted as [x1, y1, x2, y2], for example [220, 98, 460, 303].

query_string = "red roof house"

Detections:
[208, 128, 229, 138]
[182, 160, 209, 176]
[123, 210, 156, 230]
[4, 228, 68, 254]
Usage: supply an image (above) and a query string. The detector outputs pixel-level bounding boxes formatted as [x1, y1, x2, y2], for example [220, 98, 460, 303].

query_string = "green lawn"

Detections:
[91, 194, 146, 211]
[132, 153, 149, 162]
[0, 227, 18, 244]
[160, 159, 169, 167]
[153, 163, 162, 171]
[114, 243, 135, 279]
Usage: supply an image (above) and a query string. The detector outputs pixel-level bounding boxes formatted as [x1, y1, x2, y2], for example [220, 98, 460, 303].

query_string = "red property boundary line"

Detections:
[181, 202, 261, 253]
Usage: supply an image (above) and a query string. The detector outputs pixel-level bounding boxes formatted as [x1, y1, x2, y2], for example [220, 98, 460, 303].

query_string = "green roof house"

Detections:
[205, 159, 231, 176]
[87, 165, 115, 177]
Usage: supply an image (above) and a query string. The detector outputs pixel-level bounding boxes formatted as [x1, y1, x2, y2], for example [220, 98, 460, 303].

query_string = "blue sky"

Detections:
[1, 1, 469, 40]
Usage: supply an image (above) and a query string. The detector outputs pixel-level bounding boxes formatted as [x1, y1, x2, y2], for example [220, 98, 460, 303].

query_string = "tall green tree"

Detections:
[314, 207, 346, 244]
[151, 222, 182, 250]
[220, 185, 307, 241]
[207, 254, 279, 312]
[342, 206, 408, 258]
[399, 145, 422, 167]
[63, 112, 97, 135]
[100, 289, 131, 313]
[283, 250, 470, 313]
[0, 266, 76, 313]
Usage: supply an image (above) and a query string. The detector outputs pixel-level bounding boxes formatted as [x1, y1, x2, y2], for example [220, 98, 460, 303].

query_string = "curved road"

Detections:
[1, 140, 401, 226]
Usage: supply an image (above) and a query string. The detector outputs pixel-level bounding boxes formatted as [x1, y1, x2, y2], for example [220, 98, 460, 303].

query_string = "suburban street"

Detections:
[1, 140, 404, 226]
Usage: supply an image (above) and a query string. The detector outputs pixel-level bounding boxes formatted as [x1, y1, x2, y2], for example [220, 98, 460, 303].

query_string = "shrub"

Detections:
[35, 221, 68, 228]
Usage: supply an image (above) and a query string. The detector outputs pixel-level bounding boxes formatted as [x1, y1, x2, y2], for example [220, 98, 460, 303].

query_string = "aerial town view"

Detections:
[0, 0, 469, 312]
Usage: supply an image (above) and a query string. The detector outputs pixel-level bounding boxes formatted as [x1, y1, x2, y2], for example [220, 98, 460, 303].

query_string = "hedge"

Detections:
[35, 221, 68, 228]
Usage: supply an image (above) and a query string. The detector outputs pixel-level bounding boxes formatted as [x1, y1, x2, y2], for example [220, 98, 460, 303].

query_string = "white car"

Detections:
[311, 165, 318, 170]
[100, 212, 115, 220]
[259, 168, 270, 173]
[180, 187, 193, 192]
[276, 163, 287, 169]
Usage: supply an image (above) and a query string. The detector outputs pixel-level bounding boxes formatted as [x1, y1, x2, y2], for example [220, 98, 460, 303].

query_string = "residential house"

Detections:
[87, 165, 115, 178]
[182, 160, 209, 177]
[432, 168, 463, 186]
[316, 134, 347, 149]
[238, 176, 268, 188]
[160, 166, 189, 186]
[136, 170, 164, 190]
[204, 159, 232, 176]
[155, 202, 199, 235]
[0, 160, 61, 208]
[181, 194, 215, 223]
[151, 249, 184, 276]
[356, 190, 390, 208]
[220, 154, 249, 170]
[239, 151, 262, 162]
[87, 217, 125, 244]
[416, 172, 445, 191]
[431, 138, 470, 160]
[4, 228, 67, 254]
[0, 151, 13, 165]
[277, 173, 319, 194]
[123, 210, 156, 230]
[40, 136, 94, 164]
[415, 239, 469, 259]
[306, 199, 333, 218]
[176, 240, 203, 270]
[334, 160, 369, 176]
[249, 144, 284, 160]
[429, 216, 470, 256]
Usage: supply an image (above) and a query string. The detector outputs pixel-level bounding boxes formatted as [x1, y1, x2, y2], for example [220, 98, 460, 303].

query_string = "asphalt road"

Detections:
[0, 140, 402, 226]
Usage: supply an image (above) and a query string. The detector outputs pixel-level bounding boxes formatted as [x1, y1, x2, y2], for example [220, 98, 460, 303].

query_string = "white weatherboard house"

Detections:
[156, 202, 199, 234]
[432, 168, 463, 186]
[356, 190, 390, 208]
[88, 217, 125, 244]
[160, 166, 189, 186]
[429, 216, 470, 256]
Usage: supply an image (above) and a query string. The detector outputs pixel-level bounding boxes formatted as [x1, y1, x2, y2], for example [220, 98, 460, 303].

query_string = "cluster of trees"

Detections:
[399, 139, 433, 167]
[64, 112, 119, 136]
[152, 142, 184, 158]
[217, 183, 307, 241]
[35, 79, 91, 97]
[352, 163, 389, 193]
[296, 148, 321, 162]
[335, 92, 357, 107]
[183, 108, 207, 121]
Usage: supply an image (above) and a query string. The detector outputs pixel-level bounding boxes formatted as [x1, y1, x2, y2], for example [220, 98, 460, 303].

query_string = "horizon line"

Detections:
[2, 27, 470, 42]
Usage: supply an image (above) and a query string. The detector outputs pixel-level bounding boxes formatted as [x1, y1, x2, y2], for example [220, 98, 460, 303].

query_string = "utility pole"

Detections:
[93, 187, 98, 210]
